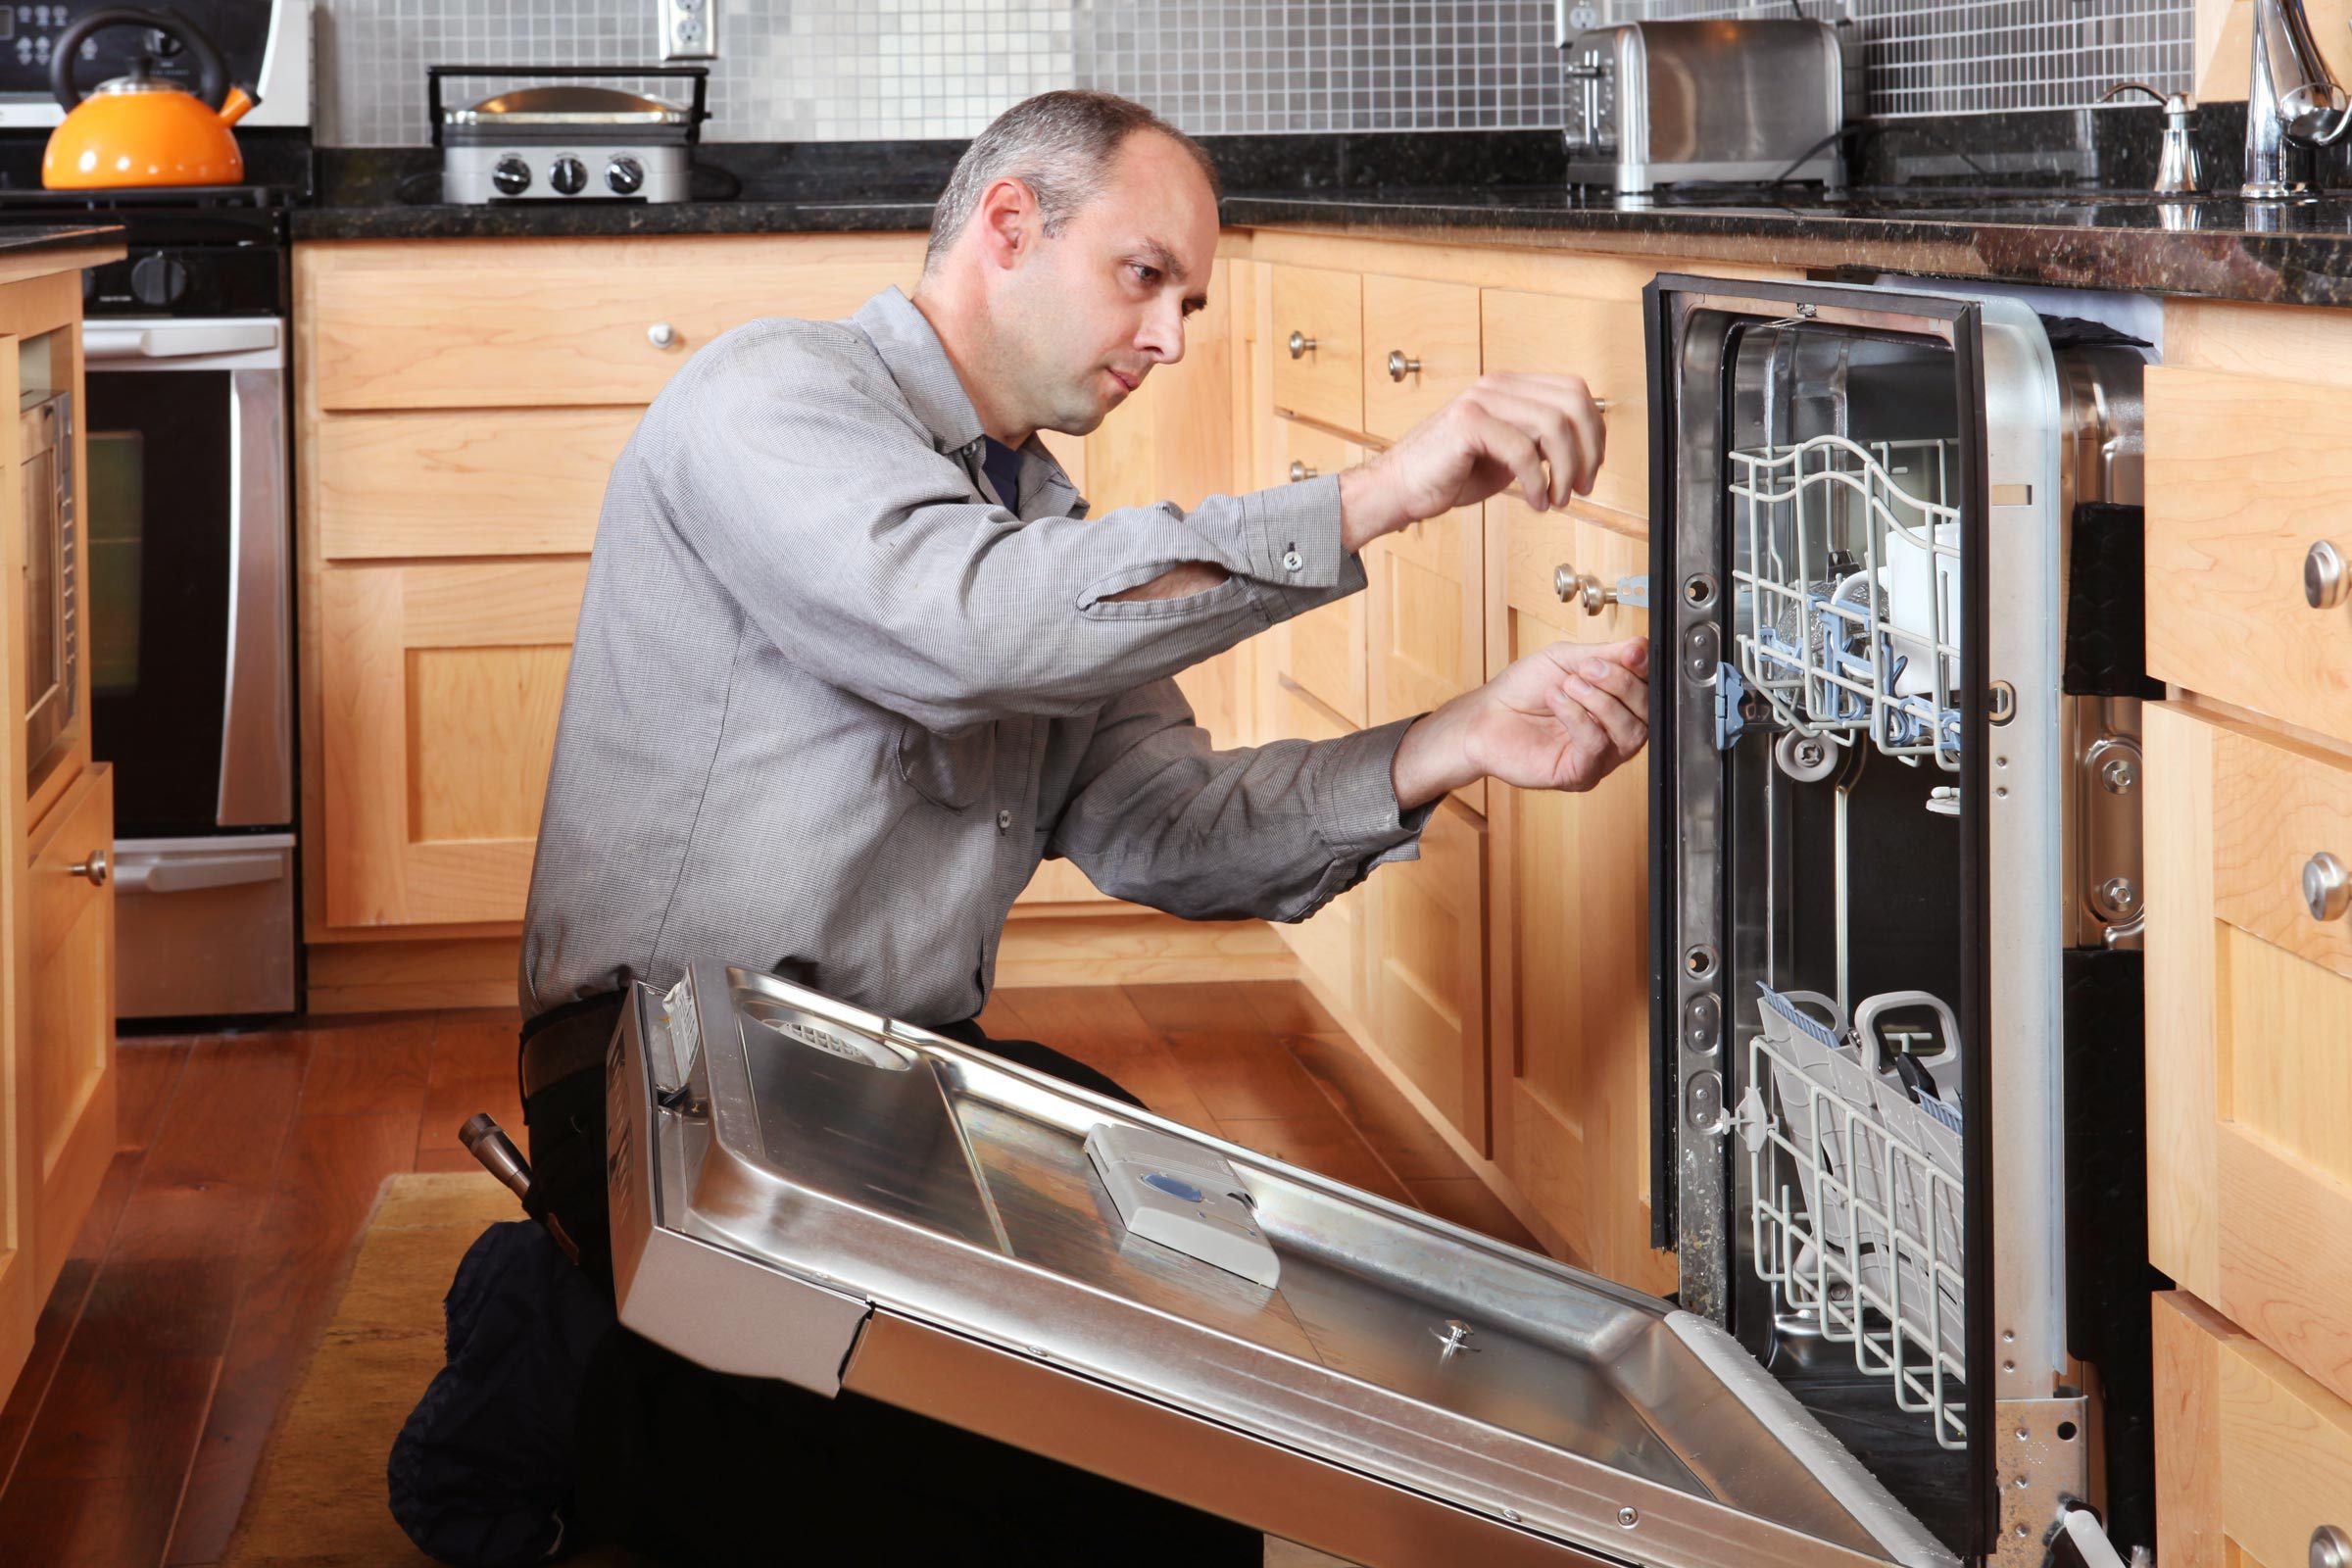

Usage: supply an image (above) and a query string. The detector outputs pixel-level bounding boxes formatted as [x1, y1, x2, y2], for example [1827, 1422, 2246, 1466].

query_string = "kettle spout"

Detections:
[218, 84, 259, 126]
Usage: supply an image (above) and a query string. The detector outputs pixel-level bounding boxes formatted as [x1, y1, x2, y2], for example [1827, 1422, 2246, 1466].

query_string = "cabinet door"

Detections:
[318, 559, 588, 927]
[1367, 507, 1483, 814]
[1366, 797, 1489, 1151]
[1360, 275, 1479, 443]
[2147, 702, 2352, 1402]
[1266, 421, 1366, 728]
[1266, 679, 1370, 1025]
[1481, 285, 1651, 525]
[1483, 497, 1673, 1290]
[2154, 1291, 2352, 1568]
[24, 763, 115, 1298]
[1269, 266, 1363, 432]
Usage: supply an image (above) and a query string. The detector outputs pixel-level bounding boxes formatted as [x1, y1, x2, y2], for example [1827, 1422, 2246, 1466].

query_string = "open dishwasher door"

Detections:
[608, 960, 1955, 1568]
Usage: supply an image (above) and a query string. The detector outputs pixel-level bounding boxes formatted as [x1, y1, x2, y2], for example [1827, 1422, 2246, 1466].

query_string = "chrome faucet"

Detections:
[2242, 0, 2352, 198]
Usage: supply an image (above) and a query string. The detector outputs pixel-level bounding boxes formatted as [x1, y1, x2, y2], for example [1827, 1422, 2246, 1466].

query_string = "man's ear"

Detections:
[973, 175, 1038, 270]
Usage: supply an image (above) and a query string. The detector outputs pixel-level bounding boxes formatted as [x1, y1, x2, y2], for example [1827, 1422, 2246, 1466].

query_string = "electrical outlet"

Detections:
[662, 0, 715, 62]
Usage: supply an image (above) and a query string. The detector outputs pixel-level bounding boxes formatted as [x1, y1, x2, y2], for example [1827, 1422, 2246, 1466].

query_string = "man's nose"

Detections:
[1139, 301, 1185, 366]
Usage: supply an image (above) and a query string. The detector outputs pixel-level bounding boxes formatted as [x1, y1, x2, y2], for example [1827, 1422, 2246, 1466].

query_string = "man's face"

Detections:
[998, 132, 1218, 437]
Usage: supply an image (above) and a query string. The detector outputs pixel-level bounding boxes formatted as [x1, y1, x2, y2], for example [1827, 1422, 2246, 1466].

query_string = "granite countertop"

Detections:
[0, 220, 123, 255]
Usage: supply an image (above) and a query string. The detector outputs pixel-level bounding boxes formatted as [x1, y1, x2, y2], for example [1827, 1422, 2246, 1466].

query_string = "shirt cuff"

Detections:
[1307, 716, 1438, 868]
[1242, 472, 1347, 589]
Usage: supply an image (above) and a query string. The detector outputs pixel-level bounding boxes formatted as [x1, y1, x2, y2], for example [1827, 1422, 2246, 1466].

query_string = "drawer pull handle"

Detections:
[2307, 852, 2350, 923]
[2314, 1525, 2351, 1568]
[1556, 564, 1651, 615]
[1287, 331, 1315, 360]
[647, 321, 678, 350]
[1289, 460, 1318, 483]
[1387, 350, 1421, 381]
[67, 850, 107, 888]
[2309, 539, 2348, 611]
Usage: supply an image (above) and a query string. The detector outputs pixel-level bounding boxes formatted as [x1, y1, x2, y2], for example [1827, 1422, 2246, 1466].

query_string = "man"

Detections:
[512, 90, 1645, 1562]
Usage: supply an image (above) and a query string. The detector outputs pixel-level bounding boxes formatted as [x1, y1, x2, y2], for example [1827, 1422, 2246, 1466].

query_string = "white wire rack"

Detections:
[1728, 435, 1964, 772]
[1736, 987, 1968, 1450]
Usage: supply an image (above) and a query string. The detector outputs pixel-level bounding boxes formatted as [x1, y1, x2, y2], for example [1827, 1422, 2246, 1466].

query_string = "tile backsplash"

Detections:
[317, 0, 2194, 147]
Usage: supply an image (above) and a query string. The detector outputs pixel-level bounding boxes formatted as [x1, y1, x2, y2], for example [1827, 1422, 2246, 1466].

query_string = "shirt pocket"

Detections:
[897, 721, 998, 811]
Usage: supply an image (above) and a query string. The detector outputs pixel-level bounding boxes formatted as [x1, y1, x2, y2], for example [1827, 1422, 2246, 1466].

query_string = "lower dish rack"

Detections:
[1734, 985, 1968, 1451]
[1728, 435, 1963, 772]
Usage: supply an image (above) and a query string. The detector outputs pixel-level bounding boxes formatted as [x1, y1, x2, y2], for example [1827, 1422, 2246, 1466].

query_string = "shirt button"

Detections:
[996, 809, 1012, 831]
[1281, 548, 1304, 572]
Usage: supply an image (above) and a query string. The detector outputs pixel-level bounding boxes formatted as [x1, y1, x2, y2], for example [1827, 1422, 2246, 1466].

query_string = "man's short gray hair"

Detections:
[925, 90, 1220, 270]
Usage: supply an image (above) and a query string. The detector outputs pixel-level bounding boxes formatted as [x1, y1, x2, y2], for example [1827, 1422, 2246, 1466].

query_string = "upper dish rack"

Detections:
[1727, 434, 1963, 772]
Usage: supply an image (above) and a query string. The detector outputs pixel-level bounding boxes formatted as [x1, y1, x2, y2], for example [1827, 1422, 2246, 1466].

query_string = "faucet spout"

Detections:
[2244, 0, 2352, 197]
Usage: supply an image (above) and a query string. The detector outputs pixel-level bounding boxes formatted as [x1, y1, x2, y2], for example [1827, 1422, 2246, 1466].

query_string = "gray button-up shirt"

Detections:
[519, 286, 1431, 1024]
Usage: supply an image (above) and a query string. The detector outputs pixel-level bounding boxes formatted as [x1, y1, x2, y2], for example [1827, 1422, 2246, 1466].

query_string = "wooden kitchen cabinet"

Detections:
[1481, 278, 1656, 526]
[23, 765, 115, 1290]
[1263, 677, 1371, 1024]
[1365, 796, 1489, 1150]
[1360, 273, 1479, 442]
[1366, 506, 1484, 815]
[1269, 264, 1363, 432]
[1484, 495, 1673, 1288]
[1265, 419, 1367, 728]
[2154, 1290, 2352, 1568]
[2145, 701, 2352, 1403]
[316, 559, 587, 928]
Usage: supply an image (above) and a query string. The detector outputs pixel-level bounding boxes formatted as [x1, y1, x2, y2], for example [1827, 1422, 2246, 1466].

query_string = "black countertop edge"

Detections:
[0, 220, 124, 255]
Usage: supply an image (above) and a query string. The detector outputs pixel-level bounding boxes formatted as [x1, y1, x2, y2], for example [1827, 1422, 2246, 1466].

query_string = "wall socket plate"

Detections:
[662, 0, 715, 62]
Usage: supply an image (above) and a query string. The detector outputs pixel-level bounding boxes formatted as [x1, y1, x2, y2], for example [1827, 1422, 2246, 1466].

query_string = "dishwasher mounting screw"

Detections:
[2099, 756, 2137, 794]
[1500, 1507, 1521, 1523]
[2099, 876, 2139, 915]
[1617, 1506, 1640, 1528]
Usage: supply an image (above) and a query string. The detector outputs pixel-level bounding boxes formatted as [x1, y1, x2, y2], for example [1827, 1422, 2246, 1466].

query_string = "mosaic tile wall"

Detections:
[316, 0, 2198, 146]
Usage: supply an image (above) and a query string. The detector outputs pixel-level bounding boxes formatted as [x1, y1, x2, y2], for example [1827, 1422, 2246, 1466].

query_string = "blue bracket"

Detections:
[1714, 662, 1748, 751]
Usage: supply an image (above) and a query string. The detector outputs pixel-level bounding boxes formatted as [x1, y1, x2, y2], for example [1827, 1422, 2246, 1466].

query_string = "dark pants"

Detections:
[519, 997, 1260, 1567]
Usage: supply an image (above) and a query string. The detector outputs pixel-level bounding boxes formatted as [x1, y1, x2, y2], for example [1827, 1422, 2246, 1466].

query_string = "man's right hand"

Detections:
[1336, 372, 1607, 554]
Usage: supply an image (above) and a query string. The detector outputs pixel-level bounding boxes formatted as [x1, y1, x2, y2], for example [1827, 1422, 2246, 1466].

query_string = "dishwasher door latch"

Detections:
[1714, 662, 1750, 751]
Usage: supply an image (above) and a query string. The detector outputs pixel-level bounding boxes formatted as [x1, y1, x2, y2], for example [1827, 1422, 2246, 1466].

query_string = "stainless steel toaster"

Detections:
[1560, 19, 1848, 194]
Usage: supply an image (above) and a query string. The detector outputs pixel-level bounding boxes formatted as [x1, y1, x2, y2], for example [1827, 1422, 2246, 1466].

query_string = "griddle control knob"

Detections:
[607, 156, 646, 196]
[491, 155, 532, 196]
[128, 255, 186, 308]
[550, 156, 589, 196]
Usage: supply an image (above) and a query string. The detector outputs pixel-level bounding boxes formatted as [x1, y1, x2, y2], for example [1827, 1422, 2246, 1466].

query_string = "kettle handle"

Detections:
[51, 8, 229, 113]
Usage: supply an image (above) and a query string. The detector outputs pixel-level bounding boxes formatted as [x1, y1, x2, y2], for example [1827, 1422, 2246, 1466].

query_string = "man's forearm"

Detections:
[1389, 695, 1479, 810]
[1102, 561, 1232, 602]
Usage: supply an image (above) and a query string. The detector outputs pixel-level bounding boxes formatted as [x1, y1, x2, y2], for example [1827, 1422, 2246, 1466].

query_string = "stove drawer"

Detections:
[2154, 1291, 2352, 1568]
[2146, 365, 2352, 748]
[2147, 702, 2352, 1402]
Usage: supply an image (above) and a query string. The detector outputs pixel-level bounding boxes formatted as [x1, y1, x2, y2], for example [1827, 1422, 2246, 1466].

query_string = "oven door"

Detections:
[83, 317, 290, 836]
[1643, 274, 2094, 1566]
[609, 962, 1961, 1568]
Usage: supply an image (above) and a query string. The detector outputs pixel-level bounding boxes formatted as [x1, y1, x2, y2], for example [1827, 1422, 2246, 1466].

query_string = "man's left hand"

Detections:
[1391, 637, 1649, 809]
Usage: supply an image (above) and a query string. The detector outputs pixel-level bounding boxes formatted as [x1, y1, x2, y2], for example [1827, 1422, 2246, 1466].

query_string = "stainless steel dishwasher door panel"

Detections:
[609, 961, 1955, 1568]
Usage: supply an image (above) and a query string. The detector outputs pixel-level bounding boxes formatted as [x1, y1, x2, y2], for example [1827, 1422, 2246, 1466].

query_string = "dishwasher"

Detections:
[597, 278, 2154, 1568]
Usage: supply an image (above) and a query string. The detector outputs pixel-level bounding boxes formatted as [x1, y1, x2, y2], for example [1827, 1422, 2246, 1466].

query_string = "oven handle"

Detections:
[114, 846, 287, 896]
[218, 364, 293, 826]
[84, 321, 280, 362]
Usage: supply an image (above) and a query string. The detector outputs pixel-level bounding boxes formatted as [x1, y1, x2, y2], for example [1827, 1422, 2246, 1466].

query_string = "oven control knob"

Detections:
[128, 255, 186, 308]
[550, 156, 588, 197]
[606, 156, 646, 196]
[492, 155, 532, 197]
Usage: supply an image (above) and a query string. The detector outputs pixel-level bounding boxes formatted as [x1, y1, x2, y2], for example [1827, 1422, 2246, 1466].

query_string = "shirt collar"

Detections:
[851, 285, 987, 456]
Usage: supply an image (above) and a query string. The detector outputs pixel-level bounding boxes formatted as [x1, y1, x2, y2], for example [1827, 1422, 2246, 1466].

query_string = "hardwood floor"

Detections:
[0, 981, 1537, 1566]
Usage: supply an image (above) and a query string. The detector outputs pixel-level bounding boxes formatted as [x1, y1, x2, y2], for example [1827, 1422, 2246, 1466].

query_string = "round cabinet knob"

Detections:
[491, 155, 532, 197]
[1287, 330, 1315, 360]
[549, 156, 588, 197]
[1554, 563, 1616, 615]
[128, 254, 187, 308]
[1288, 460, 1317, 482]
[2306, 851, 2350, 922]
[1387, 350, 1421, 382]
[68, 851, 107, 888]
[606, 156, 645, 196]
[2309, 539, 2348, 611]
[647, 321, 678, 350]
[2313, 1525, 2352, 1568]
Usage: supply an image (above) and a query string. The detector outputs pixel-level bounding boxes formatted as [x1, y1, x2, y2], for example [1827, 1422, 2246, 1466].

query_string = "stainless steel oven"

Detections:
[23, 382, 74, 787]
[86, 314, 294, 1018]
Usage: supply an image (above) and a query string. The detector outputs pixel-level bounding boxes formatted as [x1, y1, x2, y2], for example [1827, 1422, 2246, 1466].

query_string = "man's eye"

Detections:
[1132, 264, 1158, 283]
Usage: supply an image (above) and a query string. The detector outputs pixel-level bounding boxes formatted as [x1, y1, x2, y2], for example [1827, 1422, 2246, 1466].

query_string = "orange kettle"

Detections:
[42, 9, 257, 190]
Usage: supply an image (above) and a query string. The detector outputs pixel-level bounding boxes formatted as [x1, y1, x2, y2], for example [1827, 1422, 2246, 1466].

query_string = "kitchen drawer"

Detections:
[1269, 265, 1363, 432]
[1366, 796, 1489, 1152]
[314, 408, 635, 559]
[2154, 1290, 2352, 1568]
[2147, 702, 2352, 1403]
[1359, 274, 1479, 442]
[1266, 679, 1370, 1025]
[1484, 489, 1643, 679]
[1268, 421, 1366, 728]
[1366, 508, 1484, 814]
[302, 232, 924, 412]
[1481, 287, 1649, 524]
[2146, 366, 2352, 747]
